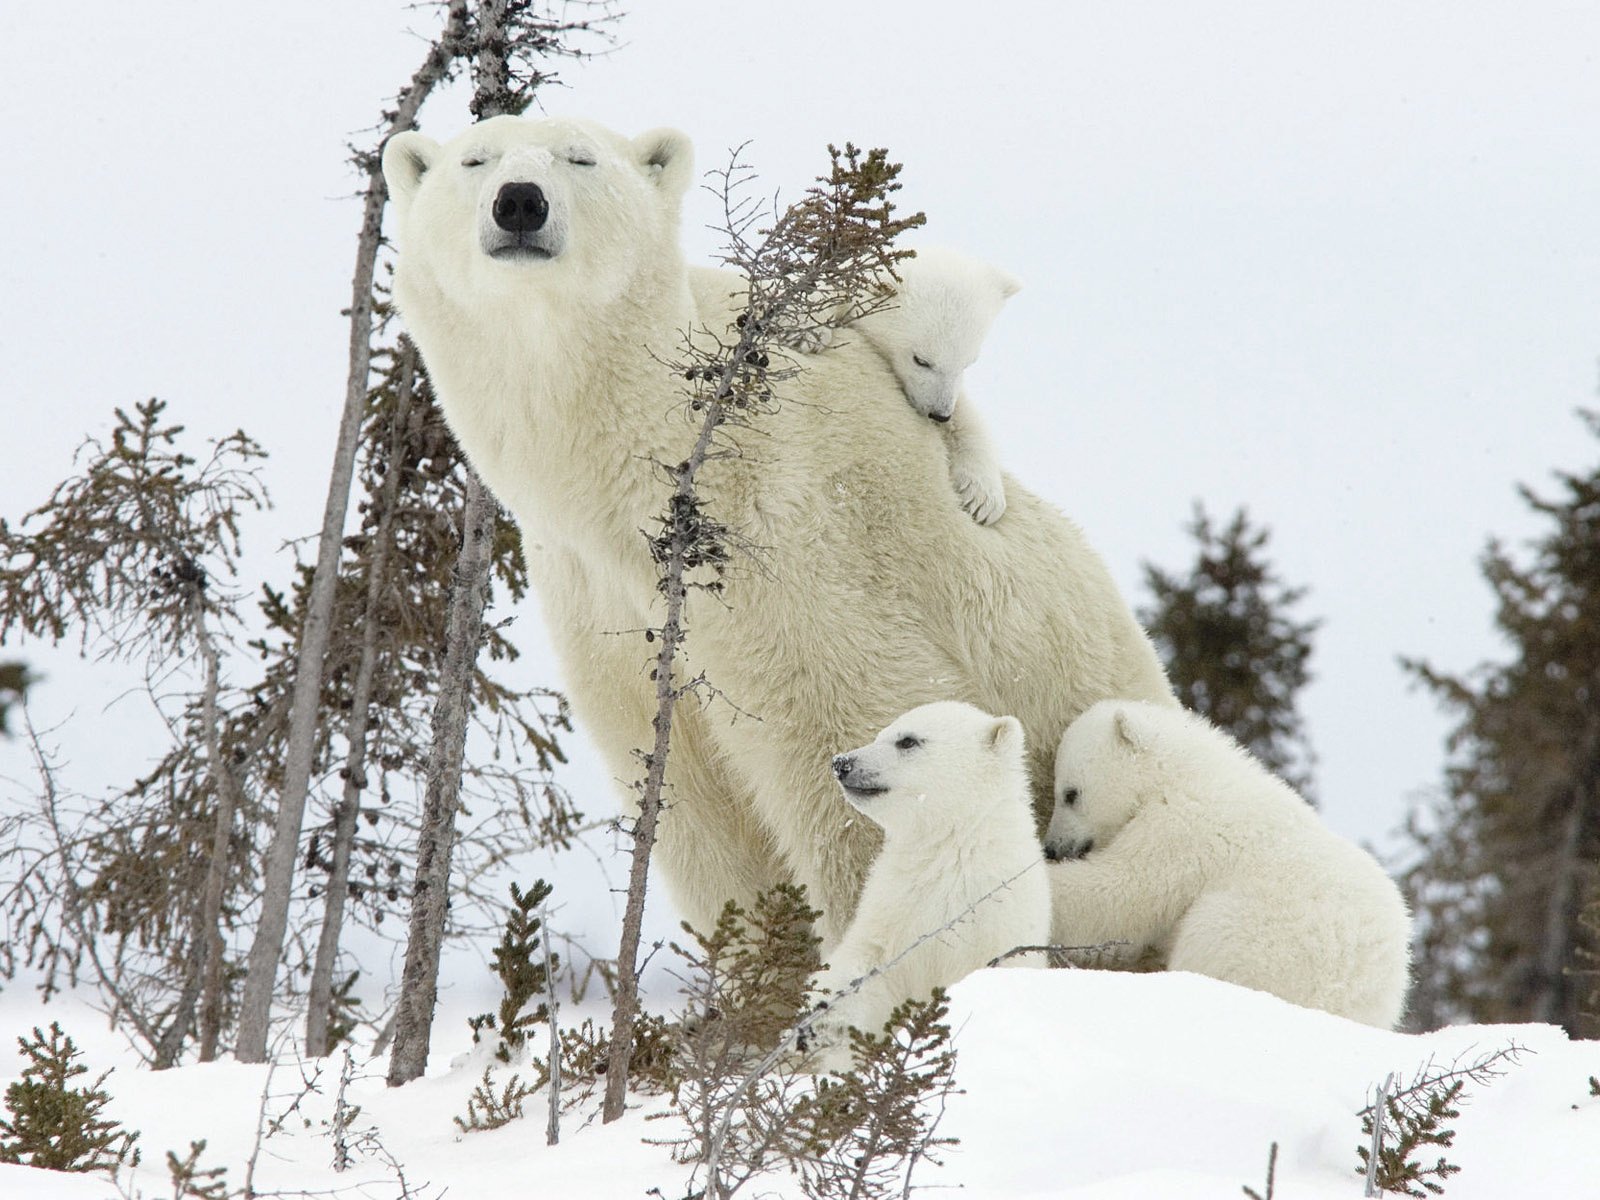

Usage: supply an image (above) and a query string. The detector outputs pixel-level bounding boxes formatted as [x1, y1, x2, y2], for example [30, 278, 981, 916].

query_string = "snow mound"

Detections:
[1, 971, 1596, 1198]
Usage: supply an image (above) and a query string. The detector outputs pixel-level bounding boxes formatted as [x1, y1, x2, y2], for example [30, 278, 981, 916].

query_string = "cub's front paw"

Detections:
[951, 457, 1007, 526]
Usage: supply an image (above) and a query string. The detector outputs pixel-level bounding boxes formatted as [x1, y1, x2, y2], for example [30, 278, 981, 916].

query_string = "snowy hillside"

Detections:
[3, 970, 1596, 1199]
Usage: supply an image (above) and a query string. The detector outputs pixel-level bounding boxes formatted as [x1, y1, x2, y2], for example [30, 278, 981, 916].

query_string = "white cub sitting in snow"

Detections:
[1045, 700, 1412, 1028]
[808, 701, 1049, 1060]
[798, 247, 1020, 525]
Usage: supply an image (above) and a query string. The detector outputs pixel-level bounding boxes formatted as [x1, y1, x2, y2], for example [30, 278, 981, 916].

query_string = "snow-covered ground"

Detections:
[3, 969, 1596, 1199]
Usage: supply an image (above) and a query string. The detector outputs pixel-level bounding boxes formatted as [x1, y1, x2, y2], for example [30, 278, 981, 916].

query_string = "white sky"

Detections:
[3, 1, 1599, 957]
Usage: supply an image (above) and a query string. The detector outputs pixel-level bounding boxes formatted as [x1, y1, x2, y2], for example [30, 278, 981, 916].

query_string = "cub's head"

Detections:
[854, 247, 1021, 422]
[830, 700, 1025, 835]
[1043, 700, 1168, 862]
[381, 116, 693, 315]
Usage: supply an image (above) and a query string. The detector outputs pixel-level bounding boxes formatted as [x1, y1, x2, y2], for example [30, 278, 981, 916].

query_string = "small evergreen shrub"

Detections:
[454, 1066, 542, 1134]
[1356, 1043, 1526, 1197]
[0, 1022, 139, 1173]
[165, 1139, 228, 1199]
[468, 879, 555, 1063]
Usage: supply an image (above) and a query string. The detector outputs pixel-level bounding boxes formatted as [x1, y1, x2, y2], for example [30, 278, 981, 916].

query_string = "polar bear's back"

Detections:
[1170, 832, 1411, 1028]
[1135, 714, 1413, 1028]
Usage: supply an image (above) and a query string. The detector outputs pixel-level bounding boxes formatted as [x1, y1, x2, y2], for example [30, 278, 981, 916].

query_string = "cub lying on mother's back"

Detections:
[806, 701, 1049, 1064]
[790, 246, 1020, 525]
[1045, 700, 1412, 1027]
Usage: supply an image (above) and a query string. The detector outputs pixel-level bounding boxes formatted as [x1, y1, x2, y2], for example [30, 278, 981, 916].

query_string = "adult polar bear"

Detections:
[382, 115, 1173, 944]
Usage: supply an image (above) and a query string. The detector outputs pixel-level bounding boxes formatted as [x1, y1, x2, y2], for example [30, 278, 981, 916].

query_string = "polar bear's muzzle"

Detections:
[832, 754, 888, 802]
[494, 182, 549, 232]
[481, 181, 562, 260]
[1042, 836, 1094, 863]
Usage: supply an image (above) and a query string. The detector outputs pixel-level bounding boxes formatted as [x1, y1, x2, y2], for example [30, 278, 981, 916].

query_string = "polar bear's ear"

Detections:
[991, 265, 1023, 302]
[383, 131, 441, 210]
[1112, 708, 1149, 753]
[987, 715, 1023, 756]
[633, 128, 695, 200]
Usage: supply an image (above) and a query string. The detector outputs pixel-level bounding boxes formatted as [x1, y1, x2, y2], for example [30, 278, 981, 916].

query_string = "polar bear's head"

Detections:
[1043, 700, 1171, 862]
[830, 700, 1026, 836]
[854, 247, 1021, 423]
[381, 116, 694, 315]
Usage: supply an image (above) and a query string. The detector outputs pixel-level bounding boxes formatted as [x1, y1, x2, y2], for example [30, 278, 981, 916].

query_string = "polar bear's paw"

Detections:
[791, 1012, 853, 1075]
[950, 452, 1007, 525]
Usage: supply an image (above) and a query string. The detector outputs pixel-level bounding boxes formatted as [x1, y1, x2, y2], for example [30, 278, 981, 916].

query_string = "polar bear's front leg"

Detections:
[1047, 850, 1187, 956]
[942, 397, 1007, 525]
[802, 942, 904, 1071]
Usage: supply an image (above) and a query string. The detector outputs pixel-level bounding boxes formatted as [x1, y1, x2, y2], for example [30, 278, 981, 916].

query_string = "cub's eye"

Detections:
[461, 156, 487, 168]
[894, 735, 921, 751]
[567, 154, 597, 167]
[912, 355, 933, 370]
[1060, 787, 1080, 807]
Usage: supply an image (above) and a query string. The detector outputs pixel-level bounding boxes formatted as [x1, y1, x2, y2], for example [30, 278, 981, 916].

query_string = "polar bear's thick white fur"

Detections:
[1044, 700, 1412, 1027]
[809, 701, 1048, 1055]
[381, 115, 1173, 946]
[849, 247, 1020, 525]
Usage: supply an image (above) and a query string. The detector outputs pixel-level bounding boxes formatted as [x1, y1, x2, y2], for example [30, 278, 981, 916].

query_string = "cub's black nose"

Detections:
[831, 755, 854, 780]
[493, 182, 549, 232]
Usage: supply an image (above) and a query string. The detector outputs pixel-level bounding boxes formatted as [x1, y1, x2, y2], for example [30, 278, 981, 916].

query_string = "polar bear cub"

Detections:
[807, 701, 1049, 1059]
[798, 247, 1020, 525]
[1044, 700, 1412, 1027]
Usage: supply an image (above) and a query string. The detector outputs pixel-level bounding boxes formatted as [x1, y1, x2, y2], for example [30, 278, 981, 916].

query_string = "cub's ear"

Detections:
[987, 715, 1023, 755]
[383, 131, 441, 210]
[633, 128, 694, 200]
[1112, 708, 1149, 753]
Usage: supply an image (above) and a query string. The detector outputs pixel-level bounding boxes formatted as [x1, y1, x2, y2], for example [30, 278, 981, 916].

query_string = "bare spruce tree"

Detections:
[0, 400, 269, 1065]
[601, 144, 925, 1122]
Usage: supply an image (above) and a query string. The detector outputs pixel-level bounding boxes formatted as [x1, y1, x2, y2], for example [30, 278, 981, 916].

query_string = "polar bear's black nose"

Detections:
[493, 182, 549, 232]
[831, 755, 854, 780]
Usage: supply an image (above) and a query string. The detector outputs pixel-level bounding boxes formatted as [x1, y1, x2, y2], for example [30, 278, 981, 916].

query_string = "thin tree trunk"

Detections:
[235, 0, 472, 1064]
[305, 344, 419, 1058]
[194, 614, 245, 1062]
[543, 898, 561, 1146]
[602, 495, 693, 1123]
[153, 606, 242, 1067]
[385, 469, 497, 1086]
[385, 0, 515, 1090]
[153, 936, 205, 1070]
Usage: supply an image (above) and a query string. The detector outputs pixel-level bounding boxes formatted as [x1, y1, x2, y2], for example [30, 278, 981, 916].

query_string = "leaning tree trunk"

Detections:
[234, 0, 471, 1064]
[304, 344, 420, 1058]
[385, 0, 521, 1089]
[385, 469, 497, 1085]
